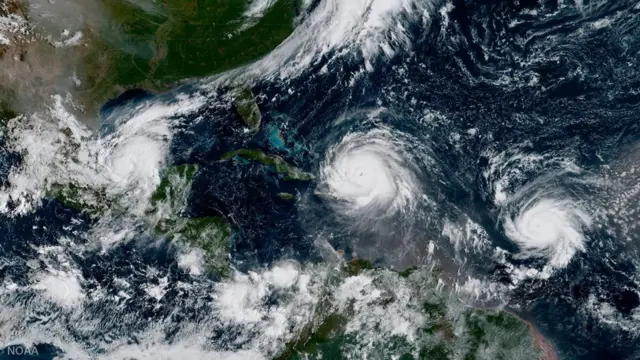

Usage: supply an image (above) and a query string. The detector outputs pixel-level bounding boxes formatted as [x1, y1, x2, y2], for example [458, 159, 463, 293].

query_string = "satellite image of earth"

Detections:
[0, 0, 639, 359]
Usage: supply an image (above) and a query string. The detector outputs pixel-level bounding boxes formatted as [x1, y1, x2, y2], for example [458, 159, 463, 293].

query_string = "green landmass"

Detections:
[47, 164, 231, 274]
[158, 216, 231, 275]
[81, 0, 299, 108]
[460, 309, 538, 360]
[48, 183, 112, 216]
[221, 149, 314, 181]
[148, 163, 232, 274]
[344, 258, 373, 276]
[398, 266, 419, 278]
[275, 313, 349, 360]
[275, 267, 542, 360]
[150, 163, 199, 208]
[277, 192, 297, 200]
[234, 87, 262, 131]
[275, 272, 345, 360]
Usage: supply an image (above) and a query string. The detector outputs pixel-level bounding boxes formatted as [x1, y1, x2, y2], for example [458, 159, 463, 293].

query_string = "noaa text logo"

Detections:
[0, 345, 39, 356]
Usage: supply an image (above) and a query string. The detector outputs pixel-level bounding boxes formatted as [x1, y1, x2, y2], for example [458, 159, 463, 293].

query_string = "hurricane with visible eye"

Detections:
[317, 127, 424, 223]
[502, 189, 592, 273]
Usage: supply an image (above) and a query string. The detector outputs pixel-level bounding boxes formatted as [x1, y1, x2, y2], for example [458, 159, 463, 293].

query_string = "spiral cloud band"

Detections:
[503, 192, 592, 269]
[318, 128, 424, 221]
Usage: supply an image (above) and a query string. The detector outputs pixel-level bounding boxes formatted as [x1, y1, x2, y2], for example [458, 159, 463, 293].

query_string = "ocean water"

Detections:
[2, 0, 640, 359]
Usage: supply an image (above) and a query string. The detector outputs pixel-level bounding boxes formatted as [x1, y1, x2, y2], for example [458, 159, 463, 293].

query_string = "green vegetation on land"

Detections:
[150, 163, 199, 207]
[398, 266, 419, 278]
[222, 149, 314, 181]
[82, 0, 299, 108]
[278, 304, 539, 360]
[158, 215, 231, 275]
[148, 163, 232, 274]
[275, 313, 349, 360]
[222, 148, 313, 180]
[275, 266, 542, 360]
[461, 310, 536, 360]
[345, 258, 373, 276]
[277, 192, 297, 200]
[48, 164, 231, 274]
[49, 183, 111, 216]
[234, 87, 262, 131]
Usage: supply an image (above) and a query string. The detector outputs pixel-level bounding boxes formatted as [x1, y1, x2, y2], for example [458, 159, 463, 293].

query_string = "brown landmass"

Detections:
[0, 0, 108, 128]
[525, 319, 560, 360]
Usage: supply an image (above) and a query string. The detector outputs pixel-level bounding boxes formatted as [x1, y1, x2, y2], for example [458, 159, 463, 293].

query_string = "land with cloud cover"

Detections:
[6, 0, 626, 358]
[0, 0, 302, 127]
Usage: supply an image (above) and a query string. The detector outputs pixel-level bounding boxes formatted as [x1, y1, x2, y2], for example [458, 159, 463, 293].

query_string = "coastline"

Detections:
[523, 317, 560, 360]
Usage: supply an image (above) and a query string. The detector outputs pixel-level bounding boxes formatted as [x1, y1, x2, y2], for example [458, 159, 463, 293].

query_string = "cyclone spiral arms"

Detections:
[502, 189, 592, 272]
[317, 127, 429, 224]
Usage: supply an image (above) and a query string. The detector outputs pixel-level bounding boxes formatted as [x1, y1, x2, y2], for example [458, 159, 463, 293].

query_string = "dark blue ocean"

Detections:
[3, 0, 640, 358]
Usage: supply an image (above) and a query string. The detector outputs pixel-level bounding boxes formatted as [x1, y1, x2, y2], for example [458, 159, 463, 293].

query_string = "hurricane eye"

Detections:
[318, 128, 425, 221]
[503, 195, 591, 270]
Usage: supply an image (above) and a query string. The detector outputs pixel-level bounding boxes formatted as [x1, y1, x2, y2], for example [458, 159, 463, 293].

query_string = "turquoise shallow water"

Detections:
[2, 0, 640, 358]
